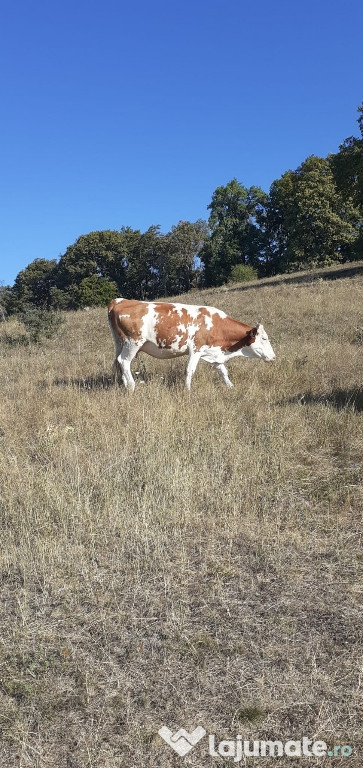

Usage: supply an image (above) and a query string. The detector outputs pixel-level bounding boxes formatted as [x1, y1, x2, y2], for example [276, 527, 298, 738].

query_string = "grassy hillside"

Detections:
[0, 269, 362, 767]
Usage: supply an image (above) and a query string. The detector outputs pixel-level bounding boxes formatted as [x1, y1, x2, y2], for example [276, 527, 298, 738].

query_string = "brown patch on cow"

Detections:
[197, 307, 211, 318]
[227, 326, 258, 353]
[193, 311, 255, 353]
[154, 304, 189, 349]
[108, 299, 149, 342]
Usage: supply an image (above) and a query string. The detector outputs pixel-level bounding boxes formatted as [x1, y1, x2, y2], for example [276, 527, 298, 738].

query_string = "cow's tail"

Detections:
[108, 298, 127, 346]
[107, 299, 125, 382]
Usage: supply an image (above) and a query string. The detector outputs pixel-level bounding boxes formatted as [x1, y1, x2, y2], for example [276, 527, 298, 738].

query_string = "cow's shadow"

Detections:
[53, 373, 115, 391]
[51, 367, 184, 391]
[282, 387, 363, 412]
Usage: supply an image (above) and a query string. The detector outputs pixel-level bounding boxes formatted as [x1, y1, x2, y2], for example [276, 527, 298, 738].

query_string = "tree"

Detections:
[55, 230, 128, 303]
[0, 284, 12, 317]
[200, 179, 267, 286]
[330, 103, 363, 211]
[265, 156, 360, 272]
[330, 102, 363, 259]
[11, 259, 58, 310]
[163, 219, 208, 295]
[76, 275, 117, 308]
[264, 170, 300, 274]
[123, 226, 163, 300]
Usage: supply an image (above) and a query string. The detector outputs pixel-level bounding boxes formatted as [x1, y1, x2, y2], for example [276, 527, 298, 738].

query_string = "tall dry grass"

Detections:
[0, 270, 362, 767]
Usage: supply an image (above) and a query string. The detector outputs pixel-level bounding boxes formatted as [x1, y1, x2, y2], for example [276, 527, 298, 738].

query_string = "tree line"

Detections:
[2, 103, 362, 314]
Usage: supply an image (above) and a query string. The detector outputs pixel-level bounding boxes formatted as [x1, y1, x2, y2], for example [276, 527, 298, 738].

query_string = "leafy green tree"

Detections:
[55, 230, 128, 301]
[0, 285, 12, 317]
[11, 259, 58, 310]
[296, 156, 359, 266]
[330, 103, 363, 211]
[123, 226, 163, 299]
[116, 227, 142, 296]
[265, 156, 360, 272]
[264, 170, 299, 274]
[76, 275, 117, 308]
[48, 287, 73, 311]
[140, 226, 165, 299]
[163, 219, 208, 295]
[200, 179, 267, 285]
[330, 102, 363, 259]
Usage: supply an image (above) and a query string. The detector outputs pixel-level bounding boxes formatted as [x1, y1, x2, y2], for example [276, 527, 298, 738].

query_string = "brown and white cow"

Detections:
[108, 298, 275, 391]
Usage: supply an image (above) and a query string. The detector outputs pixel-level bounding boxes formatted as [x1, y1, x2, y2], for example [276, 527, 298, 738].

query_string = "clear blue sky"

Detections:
[0, 0, 362, 286]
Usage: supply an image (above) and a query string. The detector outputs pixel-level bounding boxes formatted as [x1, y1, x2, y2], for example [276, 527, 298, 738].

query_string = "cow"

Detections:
[108, 297, 276, 391]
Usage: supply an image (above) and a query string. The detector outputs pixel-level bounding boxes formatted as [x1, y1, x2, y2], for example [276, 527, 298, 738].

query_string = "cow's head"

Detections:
[242, 323, 276, 361]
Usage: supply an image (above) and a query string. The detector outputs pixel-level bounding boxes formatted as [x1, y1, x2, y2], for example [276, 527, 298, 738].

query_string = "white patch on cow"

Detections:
[141, 303, 158, 346]
[208, 306, 227, 319]
[199, 345, 225, 364]
[170, 334, 187, 352]
[203, 313, 213, 330]
[187, 323, 200, 338]
[175, 303, 200, 320]
[114, 297, 123, 303]
[177, 323, 186, 333]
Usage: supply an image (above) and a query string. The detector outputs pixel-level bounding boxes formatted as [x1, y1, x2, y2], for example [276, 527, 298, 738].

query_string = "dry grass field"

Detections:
[0, 267, 362, 767]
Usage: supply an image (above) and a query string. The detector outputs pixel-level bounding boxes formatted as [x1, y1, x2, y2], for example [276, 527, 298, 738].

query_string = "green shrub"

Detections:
[19, 306, 64, 344]
[229, 264, 258, 283]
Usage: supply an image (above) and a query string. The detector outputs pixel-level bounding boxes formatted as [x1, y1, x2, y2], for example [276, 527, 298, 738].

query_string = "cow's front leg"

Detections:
[214, 362, 233, 388]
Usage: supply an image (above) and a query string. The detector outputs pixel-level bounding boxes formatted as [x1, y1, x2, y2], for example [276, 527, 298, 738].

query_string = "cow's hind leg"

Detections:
[116, 341, 141, 392]
[214, 362, 233, 388]
[186, 350, 201, 390]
